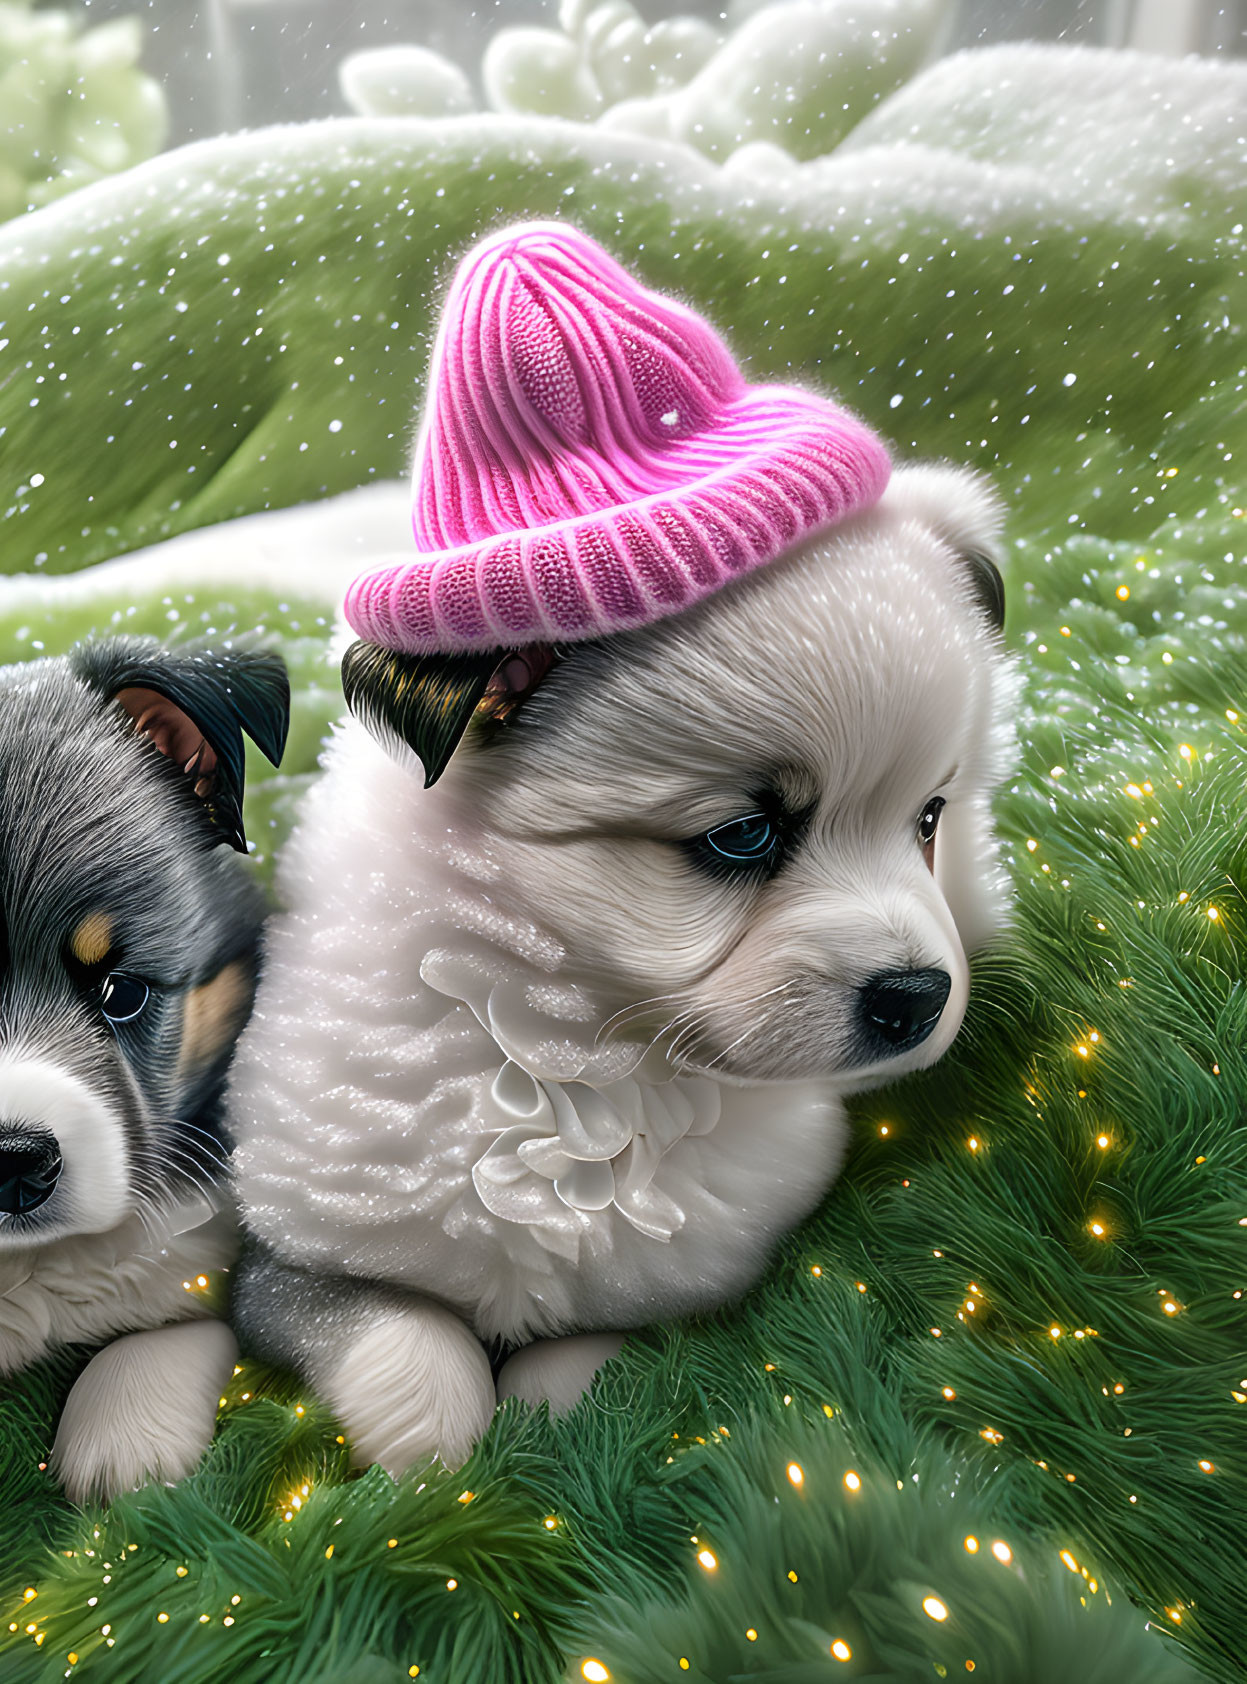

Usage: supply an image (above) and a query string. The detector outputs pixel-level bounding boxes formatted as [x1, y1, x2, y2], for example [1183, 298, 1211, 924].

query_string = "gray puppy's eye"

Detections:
[100, 973, 150, 1023]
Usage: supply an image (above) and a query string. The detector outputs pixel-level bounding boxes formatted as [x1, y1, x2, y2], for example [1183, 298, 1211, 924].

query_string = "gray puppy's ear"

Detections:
[70, 637, 290, 852]
[342, 641, 555, 787]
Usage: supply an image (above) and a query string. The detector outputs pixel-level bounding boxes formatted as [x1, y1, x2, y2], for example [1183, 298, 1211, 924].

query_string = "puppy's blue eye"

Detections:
[704, 813, 778, 862]
[101, 974, 149, 1023]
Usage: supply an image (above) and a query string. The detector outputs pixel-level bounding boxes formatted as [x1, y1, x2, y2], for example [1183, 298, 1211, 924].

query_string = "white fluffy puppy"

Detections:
[228, 461, 1015, 1475]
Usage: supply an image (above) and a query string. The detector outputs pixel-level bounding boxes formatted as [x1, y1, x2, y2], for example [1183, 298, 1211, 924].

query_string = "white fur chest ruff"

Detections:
[0, 1196, 234, 1377]
[230, 725, 844, 1345]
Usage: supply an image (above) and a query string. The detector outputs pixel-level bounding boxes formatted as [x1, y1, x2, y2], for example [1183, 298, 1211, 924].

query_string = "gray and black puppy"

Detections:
[0, 635, 287, 1502]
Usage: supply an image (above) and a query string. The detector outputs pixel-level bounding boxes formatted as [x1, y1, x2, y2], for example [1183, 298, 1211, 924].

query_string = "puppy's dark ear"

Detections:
[341, 641, 502, 788]
[71, 638, 290, 852]
[889, 466, 1007, 637]
[961, 550, 1006, 635]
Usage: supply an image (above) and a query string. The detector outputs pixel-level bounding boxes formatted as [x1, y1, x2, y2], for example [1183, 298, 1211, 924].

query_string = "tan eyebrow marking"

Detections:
[179, 961, 252, 1076]
[70, 912, 113, 966]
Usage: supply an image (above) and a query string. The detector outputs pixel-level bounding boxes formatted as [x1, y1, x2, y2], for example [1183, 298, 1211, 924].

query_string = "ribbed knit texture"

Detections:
[344, 223, 891, 653]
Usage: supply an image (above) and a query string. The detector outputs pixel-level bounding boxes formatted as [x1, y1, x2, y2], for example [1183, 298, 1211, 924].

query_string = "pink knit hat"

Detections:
[344, 222, 891, 654]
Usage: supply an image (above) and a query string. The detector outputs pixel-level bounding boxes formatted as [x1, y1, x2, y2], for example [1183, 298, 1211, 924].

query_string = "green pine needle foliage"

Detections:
[570, 1414, 1194, 1684]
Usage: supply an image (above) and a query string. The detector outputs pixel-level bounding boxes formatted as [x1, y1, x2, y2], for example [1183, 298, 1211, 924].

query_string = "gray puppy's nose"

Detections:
[859, 969, 952, 1054]
[0, 1131, 62, 1216]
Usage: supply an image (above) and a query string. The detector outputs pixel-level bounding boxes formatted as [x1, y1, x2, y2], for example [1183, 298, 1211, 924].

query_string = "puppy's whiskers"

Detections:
[595, 991, 687, 1046]
[169, 1120, 230, 1170]
[601, 978, 794, 1071]
[142, 1137, 223, 1212]
[162, 1149, 222, 1200]
[677, 981, 798, 1076]
[598, 978, 799, 1077]
[610, 1005, 701, 1071]
[124, 1173, 167, 1247]
[668, 1014, 711, 1069]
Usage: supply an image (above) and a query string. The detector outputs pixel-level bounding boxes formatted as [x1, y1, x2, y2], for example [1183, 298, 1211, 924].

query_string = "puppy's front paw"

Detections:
[51, 1320, 237, 1504]
[496, 1332, 626, 1414]
[320, 1300, 495, 1478]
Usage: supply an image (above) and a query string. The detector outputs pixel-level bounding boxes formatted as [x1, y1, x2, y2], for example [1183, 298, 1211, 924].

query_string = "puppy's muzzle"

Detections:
[858, 968, 951, 1055]
[0, 1128, 63, 1216]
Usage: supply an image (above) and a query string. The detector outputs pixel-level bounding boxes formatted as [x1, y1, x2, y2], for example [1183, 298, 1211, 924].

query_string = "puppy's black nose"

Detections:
[0, 1132, 62, 1216]
[859, 969, 951, 1054]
